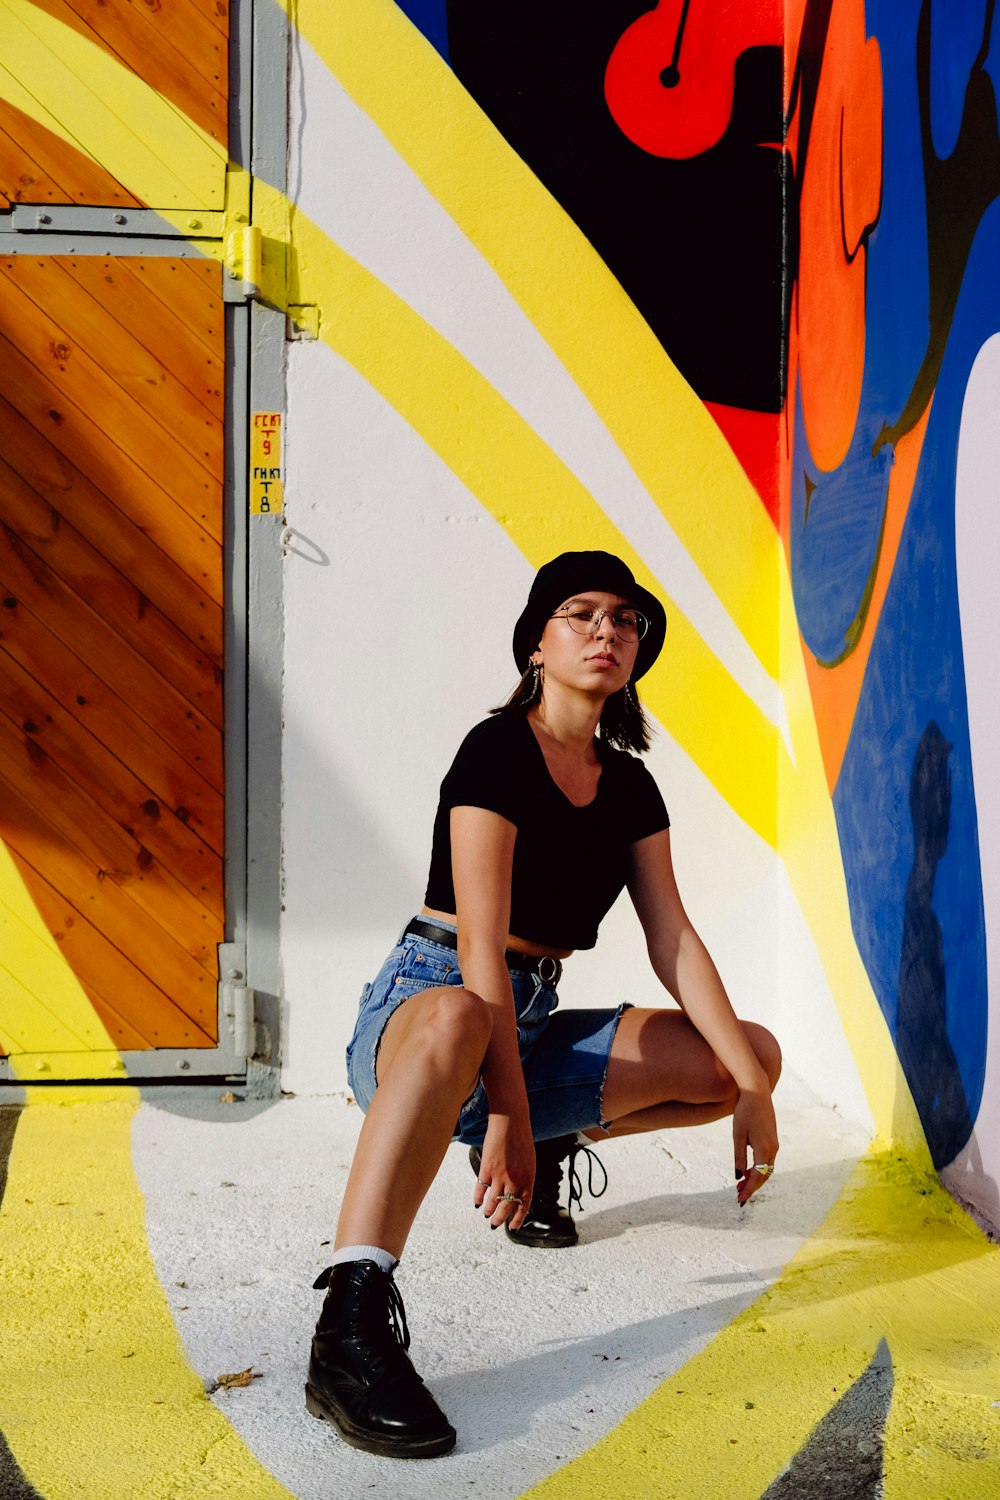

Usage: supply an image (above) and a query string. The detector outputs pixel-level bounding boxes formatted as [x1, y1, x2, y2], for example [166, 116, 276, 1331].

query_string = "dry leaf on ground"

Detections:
[216, 1367, 263, 1390]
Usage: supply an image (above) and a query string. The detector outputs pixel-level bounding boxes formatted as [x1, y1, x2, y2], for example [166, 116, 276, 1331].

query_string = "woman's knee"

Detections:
[744, 1021, 782, 1090]
[409, 986, 492, 1069]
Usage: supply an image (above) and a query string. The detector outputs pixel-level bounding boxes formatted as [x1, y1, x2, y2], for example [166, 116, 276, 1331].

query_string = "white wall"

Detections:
[277, 28, 869, 1129]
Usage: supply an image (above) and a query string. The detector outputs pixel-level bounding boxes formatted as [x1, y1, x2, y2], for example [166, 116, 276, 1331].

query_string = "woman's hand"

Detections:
[473, 1114, 536, 1232]
[734, 1088, 779, 1205]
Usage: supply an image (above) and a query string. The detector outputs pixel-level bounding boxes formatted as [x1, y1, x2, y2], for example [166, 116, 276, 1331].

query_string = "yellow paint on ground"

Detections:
[260, 185, 784, 846]
[280, 0, 781, 682]
[0, 1088, 294, 1500]
[0, 0, 226, 208]
[519, 1153, 1000, 1500]
[0, 840, 119, 1069]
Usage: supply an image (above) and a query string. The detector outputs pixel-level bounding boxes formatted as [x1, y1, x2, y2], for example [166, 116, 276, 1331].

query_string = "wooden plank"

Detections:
[0, 456, 222, 728]
[0, 526, 223, 792]
[0, 260, 224, 511]
[64, 257, 224, 422]
[0, 394, 222, 662]
[0, 898, 100, 1050]
[0, 118, 72, 204]
[27, 0, 227, 147]
[4, 850, 216, 1047]
[183, 0, 229, 42]
[122, 258, 224, 365]
[0, 330, 222, 604]
[0, 647, 223, 919]
[0, 769, 218, 1030]
[0, 720, 220, 969]
[0, 598, 223, 852]
[0, 0, 224, 212]
[0, 97, 141, 207]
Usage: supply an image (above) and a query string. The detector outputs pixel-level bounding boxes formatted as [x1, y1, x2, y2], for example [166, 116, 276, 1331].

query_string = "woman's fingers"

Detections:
[475, 1174, 532, 1229]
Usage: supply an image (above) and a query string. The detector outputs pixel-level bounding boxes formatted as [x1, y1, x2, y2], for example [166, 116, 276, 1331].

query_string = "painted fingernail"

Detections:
[490, 1223, 498, 1231]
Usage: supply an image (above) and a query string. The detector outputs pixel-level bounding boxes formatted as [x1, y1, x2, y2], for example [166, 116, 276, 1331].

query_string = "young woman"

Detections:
[306, 550, 781, 1459]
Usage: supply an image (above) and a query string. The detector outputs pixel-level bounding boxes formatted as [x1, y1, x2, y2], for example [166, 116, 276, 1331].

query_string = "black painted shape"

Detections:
[895, 722, 975, 1169]
[0, 1105, 44, 1500]
[446, 1, 788, 412]
[761, 1338, 894, 1499]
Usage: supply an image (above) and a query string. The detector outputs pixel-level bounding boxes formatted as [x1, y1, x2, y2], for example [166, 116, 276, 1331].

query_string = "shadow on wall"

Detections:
[893, 722, 977, 1173]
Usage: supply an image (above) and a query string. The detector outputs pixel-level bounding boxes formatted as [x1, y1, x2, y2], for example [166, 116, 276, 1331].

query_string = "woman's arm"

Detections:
[628, 828, 778, 1203]
[451, 804, 535, 1230]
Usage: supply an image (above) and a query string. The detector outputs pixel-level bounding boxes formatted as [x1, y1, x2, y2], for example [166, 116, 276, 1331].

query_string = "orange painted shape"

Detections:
[803, 405, 932, 793]
[796, 0, 883, 473]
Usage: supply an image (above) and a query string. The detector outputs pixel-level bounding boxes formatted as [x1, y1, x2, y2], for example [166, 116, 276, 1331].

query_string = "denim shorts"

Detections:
[345, 919, 630, 1145]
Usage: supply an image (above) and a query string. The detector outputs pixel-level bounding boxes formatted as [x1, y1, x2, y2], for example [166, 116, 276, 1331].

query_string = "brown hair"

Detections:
[490, 667, 653, 753]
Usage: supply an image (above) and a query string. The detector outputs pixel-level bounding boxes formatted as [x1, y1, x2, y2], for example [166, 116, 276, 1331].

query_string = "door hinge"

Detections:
[219, 943, 254, 1063]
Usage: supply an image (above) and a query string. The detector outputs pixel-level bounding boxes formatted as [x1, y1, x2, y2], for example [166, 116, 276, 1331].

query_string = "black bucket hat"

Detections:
[512, 550, 667, 682]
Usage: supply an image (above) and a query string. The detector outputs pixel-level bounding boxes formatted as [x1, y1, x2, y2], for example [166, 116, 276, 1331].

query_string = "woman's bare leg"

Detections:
[335, 986, 491, 1258]
[590, 1008, 781, 1139]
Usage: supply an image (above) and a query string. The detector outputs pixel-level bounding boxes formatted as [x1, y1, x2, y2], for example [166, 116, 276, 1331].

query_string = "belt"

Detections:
[403, 918, 563, 986]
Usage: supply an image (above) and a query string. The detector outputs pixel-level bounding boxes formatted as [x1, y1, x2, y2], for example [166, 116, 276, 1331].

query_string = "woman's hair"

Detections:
[491, 664, 654, 753]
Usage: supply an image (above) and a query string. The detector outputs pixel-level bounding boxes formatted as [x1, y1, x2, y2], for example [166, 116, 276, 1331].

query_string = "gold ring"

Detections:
[754, 1163, 775, 1177]
[500, 1192, 523, 1204]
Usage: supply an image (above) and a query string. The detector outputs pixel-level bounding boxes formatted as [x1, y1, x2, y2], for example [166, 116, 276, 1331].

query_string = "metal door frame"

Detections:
[0, 0, 288, 1084]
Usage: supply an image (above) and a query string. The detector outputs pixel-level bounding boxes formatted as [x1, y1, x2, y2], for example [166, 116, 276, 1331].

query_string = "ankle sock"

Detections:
[330, 1244, 398, 1275]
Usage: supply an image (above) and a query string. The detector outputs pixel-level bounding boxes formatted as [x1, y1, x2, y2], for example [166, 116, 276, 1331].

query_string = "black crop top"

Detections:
[423, 711, 670, 950]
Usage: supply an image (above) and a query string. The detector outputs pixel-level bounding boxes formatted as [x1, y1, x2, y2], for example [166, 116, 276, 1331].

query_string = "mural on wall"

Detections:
[394, 0, 999, 1212]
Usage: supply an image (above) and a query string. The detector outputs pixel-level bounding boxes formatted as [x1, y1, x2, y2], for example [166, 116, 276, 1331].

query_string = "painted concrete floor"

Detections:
[2, 1077, 999, 1498]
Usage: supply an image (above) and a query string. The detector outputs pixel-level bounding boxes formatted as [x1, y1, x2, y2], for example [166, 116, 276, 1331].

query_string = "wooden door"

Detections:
[0, 1, 234, 1075]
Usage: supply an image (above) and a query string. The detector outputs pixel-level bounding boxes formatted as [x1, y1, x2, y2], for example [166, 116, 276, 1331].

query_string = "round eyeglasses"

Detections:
[551, 601, 649, 643]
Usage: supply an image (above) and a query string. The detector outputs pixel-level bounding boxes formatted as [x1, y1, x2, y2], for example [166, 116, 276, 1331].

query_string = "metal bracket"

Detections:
[0, 204, 224, 237]
[218, 941, 254, 1065]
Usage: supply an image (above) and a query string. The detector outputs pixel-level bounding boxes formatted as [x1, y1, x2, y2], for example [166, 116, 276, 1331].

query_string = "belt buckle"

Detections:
[536, 954, 559, 984]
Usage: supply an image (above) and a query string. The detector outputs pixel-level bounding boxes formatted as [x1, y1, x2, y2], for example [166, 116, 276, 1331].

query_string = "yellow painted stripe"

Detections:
[258, 186, 784, 846]
[280, 0, 781, 681]
[519, 1153, 1000, 1500]
[0, 0, 225, 208]
[0, 1088, 295, 1499]
[0, 840, 119, 1067]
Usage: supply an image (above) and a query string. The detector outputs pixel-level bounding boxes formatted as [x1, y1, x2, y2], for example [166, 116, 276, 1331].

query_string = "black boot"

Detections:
[305, 1261, 456, 1458]
[469, 1135, 608, 1248]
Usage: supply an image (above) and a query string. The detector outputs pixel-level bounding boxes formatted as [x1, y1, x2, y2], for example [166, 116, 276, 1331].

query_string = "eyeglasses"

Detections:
[551, 601, 649, 643]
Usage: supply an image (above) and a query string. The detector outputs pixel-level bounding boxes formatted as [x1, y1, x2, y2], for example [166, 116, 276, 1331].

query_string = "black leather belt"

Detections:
[404, 918, 563, 986]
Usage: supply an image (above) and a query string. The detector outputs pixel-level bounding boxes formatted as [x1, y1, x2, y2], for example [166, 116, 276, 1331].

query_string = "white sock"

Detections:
[330, 1243, 398, 1275]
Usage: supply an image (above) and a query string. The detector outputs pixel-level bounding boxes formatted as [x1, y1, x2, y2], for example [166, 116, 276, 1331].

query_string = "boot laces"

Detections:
[312, 1264, 411, 1352]
[566, 1141, 608, 1213]
[385, 1275, 410, 1351]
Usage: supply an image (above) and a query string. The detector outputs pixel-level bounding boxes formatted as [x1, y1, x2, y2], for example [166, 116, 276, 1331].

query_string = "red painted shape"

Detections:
[604, 0, 784, 159]
[703, 400, 782, 525]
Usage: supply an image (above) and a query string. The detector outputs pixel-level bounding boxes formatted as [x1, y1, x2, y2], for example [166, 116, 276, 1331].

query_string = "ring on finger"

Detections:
[500, 1192, 523, 1205]
[753, 1162, 775, 1178]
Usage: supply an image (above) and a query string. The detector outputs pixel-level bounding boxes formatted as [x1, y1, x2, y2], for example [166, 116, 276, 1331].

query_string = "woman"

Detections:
[306, 550, 781, 1459]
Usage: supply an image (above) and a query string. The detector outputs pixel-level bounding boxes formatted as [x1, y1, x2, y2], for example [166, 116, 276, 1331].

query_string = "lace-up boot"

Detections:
[305, 1261, 456, 1458]
[469, 1134, 607, 1248]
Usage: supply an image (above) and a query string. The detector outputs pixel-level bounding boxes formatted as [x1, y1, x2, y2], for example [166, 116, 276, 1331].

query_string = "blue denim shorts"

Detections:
[345, 919, 630, 1145]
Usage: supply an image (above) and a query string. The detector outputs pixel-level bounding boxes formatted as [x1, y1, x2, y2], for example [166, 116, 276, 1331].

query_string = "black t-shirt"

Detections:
[424, 711, 670, 950]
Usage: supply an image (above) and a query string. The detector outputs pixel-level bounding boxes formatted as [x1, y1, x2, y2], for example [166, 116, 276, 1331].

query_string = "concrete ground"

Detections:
[130, 1074, 867, 1499]
[3, 1075, 1000, 1499]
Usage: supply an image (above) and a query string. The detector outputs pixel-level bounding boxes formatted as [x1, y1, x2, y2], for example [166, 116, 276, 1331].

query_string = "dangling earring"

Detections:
[625, 680, 638, 709]
[529, 662, 542, 701]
